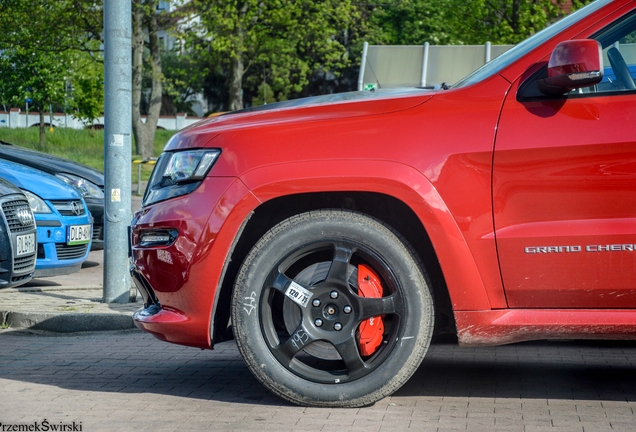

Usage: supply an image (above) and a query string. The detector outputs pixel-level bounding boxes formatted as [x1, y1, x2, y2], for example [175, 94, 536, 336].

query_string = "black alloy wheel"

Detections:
[231, 210, 434, 407]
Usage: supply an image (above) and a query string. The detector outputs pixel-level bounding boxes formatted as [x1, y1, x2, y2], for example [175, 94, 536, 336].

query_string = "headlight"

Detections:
[143, 149, 221, 207]
[162, 150, 221, 184]
[22, 190, 52, 214]
[56, 173, 105, 199]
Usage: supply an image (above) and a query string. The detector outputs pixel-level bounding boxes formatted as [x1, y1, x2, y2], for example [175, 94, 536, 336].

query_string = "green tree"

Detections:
[0, 0, 103, 146]
[0, 48, 73, 148]
[0, 0, 102, 53]
[447, 0, 566, 44]
[366, 0, 592, 46]
[68, 53, 105, 128]
[182, 0, 363, 110]
[161, 51, 208, 115]
[251, 82, 277, 106]
[367, 0, 457, 45]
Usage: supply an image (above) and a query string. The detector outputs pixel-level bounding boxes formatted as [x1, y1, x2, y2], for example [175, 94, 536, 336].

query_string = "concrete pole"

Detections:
[103, 0, 133, 303]
[421, 42, 430, 87]
[358, 42, 369, 91]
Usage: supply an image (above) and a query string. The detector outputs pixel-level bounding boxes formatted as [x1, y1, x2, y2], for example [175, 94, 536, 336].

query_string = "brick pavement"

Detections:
[1, 329, 635, 431]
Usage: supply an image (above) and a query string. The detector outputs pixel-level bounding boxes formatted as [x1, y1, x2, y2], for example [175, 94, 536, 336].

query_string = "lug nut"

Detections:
[312, 299, 321, 307]
[315, 318, 323, 327]
[330, 290, 339, 299]
[334, 323, 343, 331]
[343, 305, 352, 314]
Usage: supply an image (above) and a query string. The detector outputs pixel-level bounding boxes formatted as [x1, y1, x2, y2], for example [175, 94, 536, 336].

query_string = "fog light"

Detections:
[141, 233, 170, 243]
[139, 230, 178, 247]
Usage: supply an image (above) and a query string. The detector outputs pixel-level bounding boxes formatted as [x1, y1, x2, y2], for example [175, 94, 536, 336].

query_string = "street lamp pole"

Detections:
[103, 0, 133, 303]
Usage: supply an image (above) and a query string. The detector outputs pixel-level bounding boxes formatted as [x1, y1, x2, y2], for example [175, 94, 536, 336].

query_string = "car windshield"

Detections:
[453, 0, 613, 88]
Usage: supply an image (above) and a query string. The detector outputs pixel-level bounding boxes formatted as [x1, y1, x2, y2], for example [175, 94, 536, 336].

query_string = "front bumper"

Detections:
[129, 177, 258, 349]
[34, 215, 92, 277]
[130, 266, 189, 342]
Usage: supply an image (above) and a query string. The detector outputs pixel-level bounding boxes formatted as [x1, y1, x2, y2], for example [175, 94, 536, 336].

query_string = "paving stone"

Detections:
[1, 332, 636, 431]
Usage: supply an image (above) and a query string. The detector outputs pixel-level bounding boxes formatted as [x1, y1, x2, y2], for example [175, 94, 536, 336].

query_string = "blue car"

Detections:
[0, 159, 93, 277]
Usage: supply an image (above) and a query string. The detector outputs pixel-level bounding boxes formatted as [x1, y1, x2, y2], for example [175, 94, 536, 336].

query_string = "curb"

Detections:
[1, 311, 136, 333]
[10, 285, 104, 292]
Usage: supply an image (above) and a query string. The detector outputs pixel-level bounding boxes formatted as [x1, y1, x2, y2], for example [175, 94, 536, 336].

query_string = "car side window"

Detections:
[584, 12, 636, 94]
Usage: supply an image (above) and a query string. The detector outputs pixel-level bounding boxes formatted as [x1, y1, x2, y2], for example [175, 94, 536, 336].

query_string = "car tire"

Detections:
[231, 209, 434, 407]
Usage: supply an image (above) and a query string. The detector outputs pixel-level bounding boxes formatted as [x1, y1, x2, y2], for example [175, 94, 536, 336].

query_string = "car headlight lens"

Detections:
[56, 173, 105, 199]
[162, 150, 221, 184]
[22, 190, 52, 213]
[142, 149, 221, 207]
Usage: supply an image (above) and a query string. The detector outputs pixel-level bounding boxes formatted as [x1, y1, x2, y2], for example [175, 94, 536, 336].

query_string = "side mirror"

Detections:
[537, 39, 603, 96]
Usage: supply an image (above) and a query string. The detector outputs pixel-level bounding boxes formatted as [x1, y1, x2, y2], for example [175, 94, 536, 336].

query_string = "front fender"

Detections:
[239, 159, 496, 311]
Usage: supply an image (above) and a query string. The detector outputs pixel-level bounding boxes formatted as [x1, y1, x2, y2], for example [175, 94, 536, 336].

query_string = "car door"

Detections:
[493, 11, 636, 308]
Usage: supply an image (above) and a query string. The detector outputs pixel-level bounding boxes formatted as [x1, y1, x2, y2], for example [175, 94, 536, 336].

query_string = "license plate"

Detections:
[16, 233, 35, 256]
[68, 224, 92, 245]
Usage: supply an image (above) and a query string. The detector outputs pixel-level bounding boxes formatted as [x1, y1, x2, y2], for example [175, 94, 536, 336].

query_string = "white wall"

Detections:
[0, 111, 205, 131]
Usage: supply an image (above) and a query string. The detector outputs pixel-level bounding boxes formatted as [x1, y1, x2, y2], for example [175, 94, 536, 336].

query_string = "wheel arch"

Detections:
[210, 161, 492, 343]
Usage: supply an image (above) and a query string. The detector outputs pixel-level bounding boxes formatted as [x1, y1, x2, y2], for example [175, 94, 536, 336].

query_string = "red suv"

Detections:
[130, 0, 636, 407]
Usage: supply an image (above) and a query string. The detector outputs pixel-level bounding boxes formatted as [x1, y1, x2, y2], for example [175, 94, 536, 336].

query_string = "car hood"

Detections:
[0, 159, 81, 200]
[229, 87, 433, 115]
[0, 141, 104, 187]
[167, 88, 435, 150]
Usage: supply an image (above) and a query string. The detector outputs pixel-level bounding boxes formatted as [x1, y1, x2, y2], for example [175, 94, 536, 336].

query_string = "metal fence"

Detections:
[358, 42, 515, 90]
[358, 41, 636, 90]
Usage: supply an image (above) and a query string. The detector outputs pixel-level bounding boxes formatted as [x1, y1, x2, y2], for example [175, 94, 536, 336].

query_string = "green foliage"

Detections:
[448, 0, 565, 44]
[67, 53, 105, 126]
[0, 47, 105, 146]
[367, 0, 592, 46]
[0, 0, 102, 52]
[182, 0, 364, 109]
[0, 0, 104, 147]
[251, 82, 278, 106]
[161, 51, 208, 115]
[0, 48, 71, 114]
[367, 0, 457, 45]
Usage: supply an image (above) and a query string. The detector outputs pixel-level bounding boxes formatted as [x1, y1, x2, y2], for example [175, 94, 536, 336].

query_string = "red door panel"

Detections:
[494, 93, 636, 308]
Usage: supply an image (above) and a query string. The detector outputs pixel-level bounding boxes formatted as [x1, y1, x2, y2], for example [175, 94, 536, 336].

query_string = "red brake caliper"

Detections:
[357, 264, 385, 356]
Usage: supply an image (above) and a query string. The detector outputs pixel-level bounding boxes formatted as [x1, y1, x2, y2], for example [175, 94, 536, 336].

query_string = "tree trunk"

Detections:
[227, 1, 250, 111]
[511, 0, 521, 35]
[228, 56, 244, 111]
[131, 0, 162, 160]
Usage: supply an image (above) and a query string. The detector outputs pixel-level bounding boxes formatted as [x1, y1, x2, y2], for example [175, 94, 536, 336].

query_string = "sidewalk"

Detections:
[0, 196, 144, 333]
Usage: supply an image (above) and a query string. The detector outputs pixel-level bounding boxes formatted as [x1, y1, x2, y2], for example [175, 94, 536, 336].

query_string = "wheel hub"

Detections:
[324, 304, 338, 317]
[282, 261, 386, 360]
